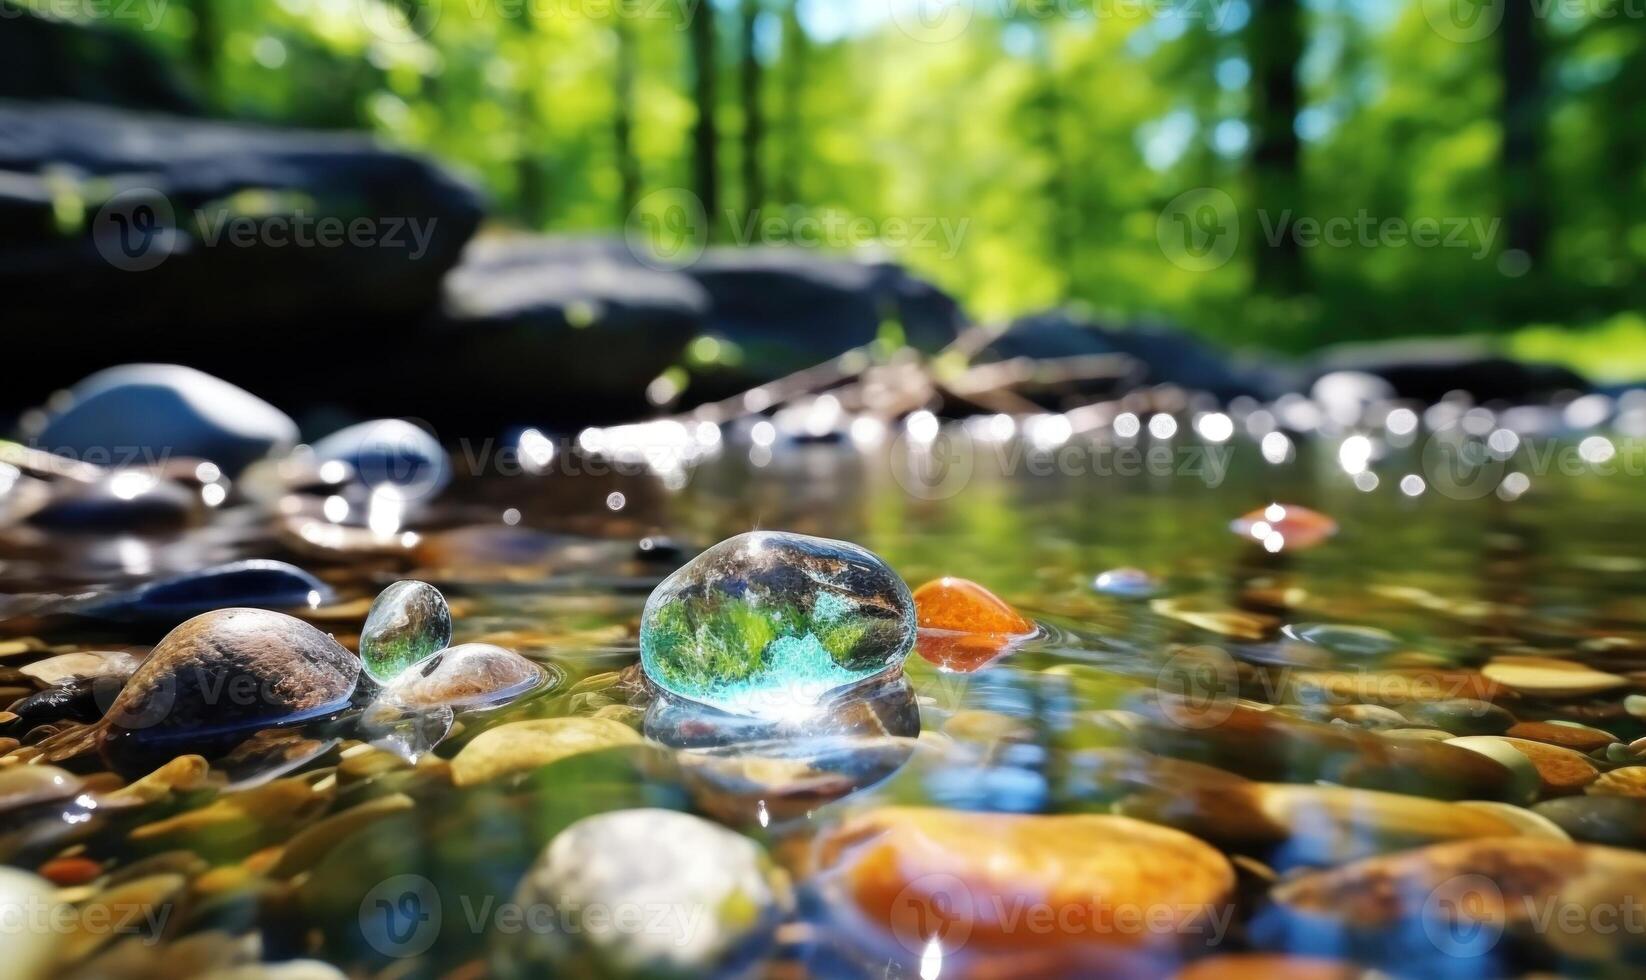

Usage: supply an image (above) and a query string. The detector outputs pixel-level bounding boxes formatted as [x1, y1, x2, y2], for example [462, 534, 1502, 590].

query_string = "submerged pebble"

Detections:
[816, 806, 1233, 965]
[639, 531, 916, 717]
[1480, 655, 1627, 697]
[311, 419, 450, 499]
[98, 608, 360, 775]
[1230, 503, 1337, 551]
[497, 808, 787, 979]
[359, 581, 452, 684]
[81, 560, 332, 621]
[380, 643, 544, 709]
[1092, 567, 1163, 598]
[913, 576, 1034, 671]
[1396, 698, 1515, 736]
[450, 717, 641, 786]
[1280, 623, 1400, 659]
[27, 472, 198, 532]
[0, 867, 62, 979]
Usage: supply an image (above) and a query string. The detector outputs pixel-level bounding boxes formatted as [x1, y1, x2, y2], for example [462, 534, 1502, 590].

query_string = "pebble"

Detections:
[98, 608, 360, 776]
[1229, 503, 1337, 551]
[1396, 698, 1515, 736]
[1505, 720, 1617, 753]
[18, 651, 140, 687]
[1138, 701, 1525, 802]
[639, 531, 916, 717]
[311, 418, 450, 499]
[1480, 655, 1628, 697]
[0, 764, 85, 813]
[0, 867, 61, 979]
[39, 855, 103, 886]
[450, 717, 642, 787]
[1275, 703, 1408, 730]
[1446, 735, 1597, 798]
[913, 577, 1033, 635]
[1118, 781, 1534, 868]
[1280, 623, 1400, 659]
[1150, 597, 1278, 641]
[913, 576, 1034, 671]
[1268, 838, 1646, 962]
[83, 560, 333, 621]
[359, 580, 452, 684]
[26, 472, 199, 532]
[1092, 567, 1163, 599]
[1533, 796, 1646, 847]
[816, 806, 1233, 963]
[380, 643, 544, 709]
[36, 364, 298, 475]
[1171, 953, 1362, 979]
[1585, 765, 1646, 798]
[497, 808, 787, 978]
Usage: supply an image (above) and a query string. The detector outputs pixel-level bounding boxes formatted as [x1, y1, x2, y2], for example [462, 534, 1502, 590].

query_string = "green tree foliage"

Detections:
[70, 0, 1646, 354]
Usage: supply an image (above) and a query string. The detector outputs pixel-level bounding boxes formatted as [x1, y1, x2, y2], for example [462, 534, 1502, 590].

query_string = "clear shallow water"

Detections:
[5, 428, 1646, 978]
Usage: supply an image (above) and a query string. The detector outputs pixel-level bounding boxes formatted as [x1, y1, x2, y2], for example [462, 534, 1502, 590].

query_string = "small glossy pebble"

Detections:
[381, 643, 544, 709]
[913, 577, 1032, 635]
[1231, 503, 1338, 551]
[1282, 623, 1400, 659]
[639, 531, 915, 717]
[913, 577, 1035, 672]
[1092, 567, 1162, 599]
[360, 580, 452, 684]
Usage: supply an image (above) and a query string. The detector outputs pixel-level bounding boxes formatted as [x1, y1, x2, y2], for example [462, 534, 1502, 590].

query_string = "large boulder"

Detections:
[430, 236, 708, 426]
[0, 3, 198, 113]
[0, 101, 484, 417]
[979, 310, 1295, 401]
[681, 247, 966, 396]
[1307, 338, 1590, 403]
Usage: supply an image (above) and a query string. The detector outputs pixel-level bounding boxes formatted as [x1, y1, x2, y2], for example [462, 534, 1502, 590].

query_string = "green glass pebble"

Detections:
[360, 580, 452, 684]
[639, 531, 915, 717]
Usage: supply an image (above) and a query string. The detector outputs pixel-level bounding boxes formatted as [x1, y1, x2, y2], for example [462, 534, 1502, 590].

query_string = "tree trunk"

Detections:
[186, 0, 217, 98]
[740, 0, 766, 222]
[1246, 0, 1305, 294]
[614, 14, 641, 221]
[776, 0, 806, 205]
[1499, 0, 1546, 264]
[688, 0, 721, 239]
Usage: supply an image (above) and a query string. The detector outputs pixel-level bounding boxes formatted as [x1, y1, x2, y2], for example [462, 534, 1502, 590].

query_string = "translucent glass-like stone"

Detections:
[639, 531, 916, 717]
[360, 580, 452, 684]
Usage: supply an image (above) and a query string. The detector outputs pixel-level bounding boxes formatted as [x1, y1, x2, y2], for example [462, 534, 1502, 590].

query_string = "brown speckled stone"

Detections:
[99, 608, 359, 775]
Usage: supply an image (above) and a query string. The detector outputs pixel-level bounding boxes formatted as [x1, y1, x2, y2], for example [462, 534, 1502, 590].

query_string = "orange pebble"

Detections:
[913, 578, 1032, 635]
[1230, 503, 1338, 551]
[39, 856, 102, 886]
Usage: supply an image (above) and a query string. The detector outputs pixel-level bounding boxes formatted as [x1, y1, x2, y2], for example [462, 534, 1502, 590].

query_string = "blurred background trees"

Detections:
[11, 0, 1646, 375]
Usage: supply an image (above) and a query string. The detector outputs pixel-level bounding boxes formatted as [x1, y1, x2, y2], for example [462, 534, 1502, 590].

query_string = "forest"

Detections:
[25, 0, 1646, 376]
